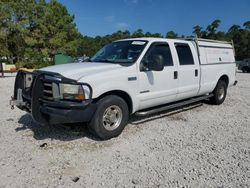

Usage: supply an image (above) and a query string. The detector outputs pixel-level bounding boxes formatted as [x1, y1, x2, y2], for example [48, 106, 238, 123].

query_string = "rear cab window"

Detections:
[175, 43, 194, 65]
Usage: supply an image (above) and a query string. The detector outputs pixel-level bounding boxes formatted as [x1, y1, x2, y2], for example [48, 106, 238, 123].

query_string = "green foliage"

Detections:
[0, 0, 249, 68]
[166, 31, 178, 39]
[0, 0, 81, 67]
[79, 30, 163, 57]
[243, 21, 250, 30]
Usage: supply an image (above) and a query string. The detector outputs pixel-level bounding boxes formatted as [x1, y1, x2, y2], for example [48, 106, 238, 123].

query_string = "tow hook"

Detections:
[9, 89, 26, 110]
[10, 96, 15, 110]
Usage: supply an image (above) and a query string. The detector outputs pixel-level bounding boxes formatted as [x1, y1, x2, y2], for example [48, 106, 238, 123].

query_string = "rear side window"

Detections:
[145, 43, 173, 66]
[175, 43, 194, 65]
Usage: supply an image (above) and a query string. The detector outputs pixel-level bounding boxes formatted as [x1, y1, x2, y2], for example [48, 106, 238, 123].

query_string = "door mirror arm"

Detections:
[140, 59, 149, 71]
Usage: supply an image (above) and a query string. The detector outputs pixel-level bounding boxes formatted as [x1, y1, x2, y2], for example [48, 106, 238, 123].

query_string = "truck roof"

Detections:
[116, 37, 233, 49]
[116, 37, 187, 43]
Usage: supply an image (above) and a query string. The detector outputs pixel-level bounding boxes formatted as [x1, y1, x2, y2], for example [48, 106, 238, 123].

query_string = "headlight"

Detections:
[59, 84, 90, 101]
[24, 73, 33, 89]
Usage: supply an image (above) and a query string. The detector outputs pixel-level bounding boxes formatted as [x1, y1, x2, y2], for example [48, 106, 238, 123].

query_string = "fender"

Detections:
[80, 79, 140, 113]
[213, 64, 235, 90]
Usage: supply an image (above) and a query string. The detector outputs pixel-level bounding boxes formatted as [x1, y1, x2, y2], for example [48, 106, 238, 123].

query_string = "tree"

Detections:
[0, 0, 30, 64]
[243, 21, 250, 30]
[206, 19, 221, 39]
[40, 0, 81, 59]
[0, 0, 83, 68]
[227, 27, 248, 60]
[192, 25, 207, 38]
[132, 29, 144, 38]
[166, 31, 178, 38]
[1, 2, 250, 67]
[0, 1, 10, 60]
[22, 0, 49, 68]
[228, 25, 241, 33]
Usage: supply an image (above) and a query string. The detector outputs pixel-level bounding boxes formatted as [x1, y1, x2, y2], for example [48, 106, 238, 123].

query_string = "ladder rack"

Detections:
[178, 36, 235, 57]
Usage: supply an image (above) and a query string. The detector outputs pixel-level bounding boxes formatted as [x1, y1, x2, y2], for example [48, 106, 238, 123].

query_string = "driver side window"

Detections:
[141, 43, 173, 71]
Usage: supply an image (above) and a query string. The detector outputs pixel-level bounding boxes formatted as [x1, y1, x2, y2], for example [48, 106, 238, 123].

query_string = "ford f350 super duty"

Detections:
[10, 38, 237, 139]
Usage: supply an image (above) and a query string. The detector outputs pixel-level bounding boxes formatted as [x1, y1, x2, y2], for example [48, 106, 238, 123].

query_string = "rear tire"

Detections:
[242, 66, 250, 73]
[210, 80, 227, 105]
[88, 95, 129, 140]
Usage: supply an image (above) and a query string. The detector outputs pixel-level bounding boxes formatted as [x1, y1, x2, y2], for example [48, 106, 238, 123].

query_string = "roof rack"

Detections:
[179, 36, 232, 44]
[178, 36, 235, 57]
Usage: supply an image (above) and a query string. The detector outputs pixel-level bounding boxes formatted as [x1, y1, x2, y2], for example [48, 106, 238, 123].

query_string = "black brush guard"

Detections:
[11, 70, 96, 125]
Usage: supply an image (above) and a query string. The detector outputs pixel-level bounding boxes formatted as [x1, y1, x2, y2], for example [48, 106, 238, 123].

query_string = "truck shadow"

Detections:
[16, 114, 99, 141]
[15, 102, 205, 141]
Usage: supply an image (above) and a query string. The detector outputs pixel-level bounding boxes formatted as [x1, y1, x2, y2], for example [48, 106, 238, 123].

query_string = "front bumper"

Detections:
[11, 70, 96, 125]
[39, 99, 97, 124]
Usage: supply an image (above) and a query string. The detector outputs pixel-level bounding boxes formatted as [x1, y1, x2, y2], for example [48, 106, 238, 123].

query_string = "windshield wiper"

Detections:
[97, 59, 115, 63]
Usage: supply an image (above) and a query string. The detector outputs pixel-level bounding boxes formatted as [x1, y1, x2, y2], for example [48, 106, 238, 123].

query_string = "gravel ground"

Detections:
[0, 72, 249, 188]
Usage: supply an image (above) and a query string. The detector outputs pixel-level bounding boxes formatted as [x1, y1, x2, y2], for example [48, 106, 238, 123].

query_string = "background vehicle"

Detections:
[10, 37, 237, 140]
[238, 59, 250, 73]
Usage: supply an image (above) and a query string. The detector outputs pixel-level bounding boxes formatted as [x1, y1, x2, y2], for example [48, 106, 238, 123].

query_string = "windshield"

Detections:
[91, 40, 147, 64]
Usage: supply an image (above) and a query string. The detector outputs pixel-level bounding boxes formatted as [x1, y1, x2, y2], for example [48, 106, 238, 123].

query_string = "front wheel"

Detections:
[210, 80, 227, 105]
[88, 95, 129, 140]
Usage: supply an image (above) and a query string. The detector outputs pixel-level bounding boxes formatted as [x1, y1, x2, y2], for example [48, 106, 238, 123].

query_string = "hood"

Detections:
[40, 62, 124, 80]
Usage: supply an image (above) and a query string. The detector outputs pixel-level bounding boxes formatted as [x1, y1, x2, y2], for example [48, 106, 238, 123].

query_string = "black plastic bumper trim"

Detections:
[39, 99, 93, 109]
[40, 103, 97, 124]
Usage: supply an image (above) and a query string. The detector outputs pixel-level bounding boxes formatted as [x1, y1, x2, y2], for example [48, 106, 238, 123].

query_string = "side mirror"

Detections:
[147, 54, 164, 71]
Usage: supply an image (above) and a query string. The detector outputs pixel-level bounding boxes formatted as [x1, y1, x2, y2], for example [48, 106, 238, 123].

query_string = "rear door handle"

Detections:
[195, 69, 198, 77]
[174, 71, 178, 79]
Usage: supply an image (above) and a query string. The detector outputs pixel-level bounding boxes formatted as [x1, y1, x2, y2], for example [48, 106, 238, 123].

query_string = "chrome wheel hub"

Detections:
[103, 105, 123, 131]
[218, 87, 225, 100]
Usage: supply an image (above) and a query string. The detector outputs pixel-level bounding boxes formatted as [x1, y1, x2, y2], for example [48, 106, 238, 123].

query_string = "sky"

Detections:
[58, 0, 250, 37]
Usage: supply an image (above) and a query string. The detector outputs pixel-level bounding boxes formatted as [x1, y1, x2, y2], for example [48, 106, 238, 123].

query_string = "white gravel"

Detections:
[0, 73, 249, 187]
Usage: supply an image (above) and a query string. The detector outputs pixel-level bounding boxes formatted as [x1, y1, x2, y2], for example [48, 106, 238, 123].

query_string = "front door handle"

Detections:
[174, 71, 178, 79]
[195, 69, 198, 77]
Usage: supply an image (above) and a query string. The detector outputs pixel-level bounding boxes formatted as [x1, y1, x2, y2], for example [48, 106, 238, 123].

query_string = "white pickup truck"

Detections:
[11, 38, 237, 139]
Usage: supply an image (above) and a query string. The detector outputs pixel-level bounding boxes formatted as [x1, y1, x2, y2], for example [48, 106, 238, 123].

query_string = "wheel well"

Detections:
[219, 75, 229, 86]
[94, 90, 133, 114]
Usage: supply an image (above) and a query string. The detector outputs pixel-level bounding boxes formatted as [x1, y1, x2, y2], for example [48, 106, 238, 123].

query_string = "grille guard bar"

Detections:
[36, 70, 93, 99]
[12, 70, 93, 101]
[11, 70, 93, 114]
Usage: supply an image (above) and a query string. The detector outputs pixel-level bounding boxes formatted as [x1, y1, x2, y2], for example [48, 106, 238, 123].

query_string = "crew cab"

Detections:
[10, 38, 237, 140]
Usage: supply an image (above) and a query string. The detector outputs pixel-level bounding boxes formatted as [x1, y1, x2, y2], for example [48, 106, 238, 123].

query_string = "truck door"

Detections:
[174, 42, 200, 100]
[138, 42, 178, 110]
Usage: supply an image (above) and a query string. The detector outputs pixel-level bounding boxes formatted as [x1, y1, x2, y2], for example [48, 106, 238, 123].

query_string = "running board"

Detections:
[135, 94, 213, 117]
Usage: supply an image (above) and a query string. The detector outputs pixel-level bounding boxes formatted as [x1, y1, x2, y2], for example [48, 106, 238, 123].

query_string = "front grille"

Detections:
[43, 82, 53, 100]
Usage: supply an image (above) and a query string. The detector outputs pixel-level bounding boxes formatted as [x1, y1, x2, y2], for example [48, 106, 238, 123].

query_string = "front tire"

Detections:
[88, 95, 129, 140]
[210, 80, 227, 105]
